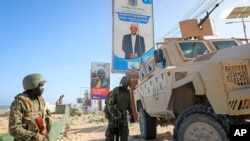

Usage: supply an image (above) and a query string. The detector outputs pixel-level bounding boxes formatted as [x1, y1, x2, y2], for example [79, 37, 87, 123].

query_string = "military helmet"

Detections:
[120, 76, 131, 86]
[23, 73, 47, 90]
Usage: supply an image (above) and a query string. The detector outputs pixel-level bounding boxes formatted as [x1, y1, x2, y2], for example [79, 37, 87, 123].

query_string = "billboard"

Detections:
[90, 62, 110, 99]
[77, 97, 92, 107]
[112, 0, 154, 72]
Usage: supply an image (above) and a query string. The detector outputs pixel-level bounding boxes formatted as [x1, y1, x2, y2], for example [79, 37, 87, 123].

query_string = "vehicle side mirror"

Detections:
[154, 49, 164, 63]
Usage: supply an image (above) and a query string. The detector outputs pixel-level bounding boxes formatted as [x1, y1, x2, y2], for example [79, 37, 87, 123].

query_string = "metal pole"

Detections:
[226, 20, 250, 43]
[242, 18, 248, 43]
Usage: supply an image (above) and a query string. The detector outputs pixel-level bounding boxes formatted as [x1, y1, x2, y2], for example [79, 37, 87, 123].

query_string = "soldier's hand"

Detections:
[105, 114, 110, 119]
[34, 134, 49, 141]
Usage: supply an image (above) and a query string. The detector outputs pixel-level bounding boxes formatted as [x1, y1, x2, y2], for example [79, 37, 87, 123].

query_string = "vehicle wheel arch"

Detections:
[171, 83, 196, 116]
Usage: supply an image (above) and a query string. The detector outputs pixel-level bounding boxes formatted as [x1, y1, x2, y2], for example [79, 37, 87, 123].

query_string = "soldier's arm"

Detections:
[9, 100, 37, 140]
[104, 92, 111, 119]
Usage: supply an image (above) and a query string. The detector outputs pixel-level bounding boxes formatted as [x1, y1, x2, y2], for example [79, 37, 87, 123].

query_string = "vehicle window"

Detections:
[179, 42, 207, 58]
[146, 62, 153, 74]
[139, 70, 146, 80]
[156, 50, 169, 68]
[212, 40, 238, 50]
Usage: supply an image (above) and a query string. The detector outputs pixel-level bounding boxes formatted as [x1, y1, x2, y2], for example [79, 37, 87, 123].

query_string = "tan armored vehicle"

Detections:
[133, 13, 250, 140]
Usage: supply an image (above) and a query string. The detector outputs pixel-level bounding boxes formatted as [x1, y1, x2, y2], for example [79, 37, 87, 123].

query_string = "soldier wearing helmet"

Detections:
[105, 76, 134, 141]
[9, 73, 51, 141]
[91, 69, 109, 88]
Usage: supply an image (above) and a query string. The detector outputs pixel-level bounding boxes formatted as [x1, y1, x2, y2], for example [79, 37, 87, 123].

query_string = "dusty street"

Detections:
[0, 113, 173, 141]
[57, 114, 174, 141]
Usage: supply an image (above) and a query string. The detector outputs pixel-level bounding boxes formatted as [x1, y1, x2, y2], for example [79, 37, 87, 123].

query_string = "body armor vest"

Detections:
[107, 87, 131, 118]
[115, 88, 130, 111]
[16, 93, 46, 132]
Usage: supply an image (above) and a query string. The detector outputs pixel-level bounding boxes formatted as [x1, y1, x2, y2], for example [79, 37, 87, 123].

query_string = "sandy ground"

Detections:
[0, 116, 9, 134]
[57, 114, 174, 141]
[0, 114, 174, 141]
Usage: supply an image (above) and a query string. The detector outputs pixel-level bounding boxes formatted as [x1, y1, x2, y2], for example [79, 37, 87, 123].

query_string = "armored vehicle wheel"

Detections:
[139, 108, 157, 140]
[174, 104, 229, 141]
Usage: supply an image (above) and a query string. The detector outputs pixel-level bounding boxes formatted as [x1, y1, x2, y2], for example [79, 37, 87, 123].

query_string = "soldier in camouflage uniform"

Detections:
[9, 73, 51, 141]
[104, 76, 134, 141]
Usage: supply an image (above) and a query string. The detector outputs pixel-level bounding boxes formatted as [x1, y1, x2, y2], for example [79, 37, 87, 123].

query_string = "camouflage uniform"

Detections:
[104, 76, 134, 141]
[9, 74, 51, 141]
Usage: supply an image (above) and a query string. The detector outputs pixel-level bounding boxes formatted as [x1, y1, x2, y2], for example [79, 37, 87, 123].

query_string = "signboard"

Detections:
[112, 0, 154, 72]
[77, 97, 92, 107]
[90, 62, 110, 99]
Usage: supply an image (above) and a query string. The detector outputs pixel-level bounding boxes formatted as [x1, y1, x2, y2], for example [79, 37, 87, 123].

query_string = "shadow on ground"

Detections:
[70, 125, 106, 134]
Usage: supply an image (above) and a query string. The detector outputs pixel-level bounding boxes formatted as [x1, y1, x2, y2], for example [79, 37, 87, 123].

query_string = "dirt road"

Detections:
[57, 114, 174, 141]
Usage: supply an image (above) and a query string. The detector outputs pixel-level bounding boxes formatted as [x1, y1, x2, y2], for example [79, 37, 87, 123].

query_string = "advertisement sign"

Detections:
[112, 0, 154, 72]
[90, 62, 110, 99]
[77, 97, 92, 107]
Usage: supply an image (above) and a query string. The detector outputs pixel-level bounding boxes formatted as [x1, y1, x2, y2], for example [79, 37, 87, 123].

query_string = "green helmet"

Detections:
[22, 73, 47, 90]
[120, 76, 131, 86]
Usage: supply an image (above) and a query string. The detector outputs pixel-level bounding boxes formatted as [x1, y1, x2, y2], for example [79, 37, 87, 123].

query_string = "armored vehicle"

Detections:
[133, 14, 250, 140]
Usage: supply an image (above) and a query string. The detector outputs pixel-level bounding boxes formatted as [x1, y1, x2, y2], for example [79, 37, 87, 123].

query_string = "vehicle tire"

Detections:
[173, 104, 229, 141]
[139, 108, 157, 140]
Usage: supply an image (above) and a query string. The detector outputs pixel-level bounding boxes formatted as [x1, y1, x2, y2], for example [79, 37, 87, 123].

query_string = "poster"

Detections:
[90, 62, 110, 99]
[112, 0, 154, 72]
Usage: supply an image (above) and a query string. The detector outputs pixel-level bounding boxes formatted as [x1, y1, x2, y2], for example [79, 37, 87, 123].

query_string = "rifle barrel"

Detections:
[198, 3, 220, 28]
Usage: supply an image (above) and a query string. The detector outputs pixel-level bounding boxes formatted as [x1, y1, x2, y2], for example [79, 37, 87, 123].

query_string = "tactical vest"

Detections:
[107, 87, 131, 118]
[15, 93, 47, 132]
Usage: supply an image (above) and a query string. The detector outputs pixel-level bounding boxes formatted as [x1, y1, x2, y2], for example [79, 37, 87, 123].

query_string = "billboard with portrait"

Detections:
[90, 62, 110, 99]
[112, 0, 154, 73]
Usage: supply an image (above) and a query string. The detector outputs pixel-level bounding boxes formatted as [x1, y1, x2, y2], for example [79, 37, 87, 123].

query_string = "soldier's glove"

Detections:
[130, 115, 135, 123]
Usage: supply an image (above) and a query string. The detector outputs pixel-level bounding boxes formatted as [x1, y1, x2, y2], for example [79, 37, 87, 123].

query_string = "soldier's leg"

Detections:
[118, 118, 129, 141]
[105, 120, 115, 141]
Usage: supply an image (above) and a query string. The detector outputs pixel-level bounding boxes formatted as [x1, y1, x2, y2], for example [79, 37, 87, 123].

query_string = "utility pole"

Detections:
[226, 20, 250, 42]
[226, 6, 250, 43]
[80, 87, 90, 114]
